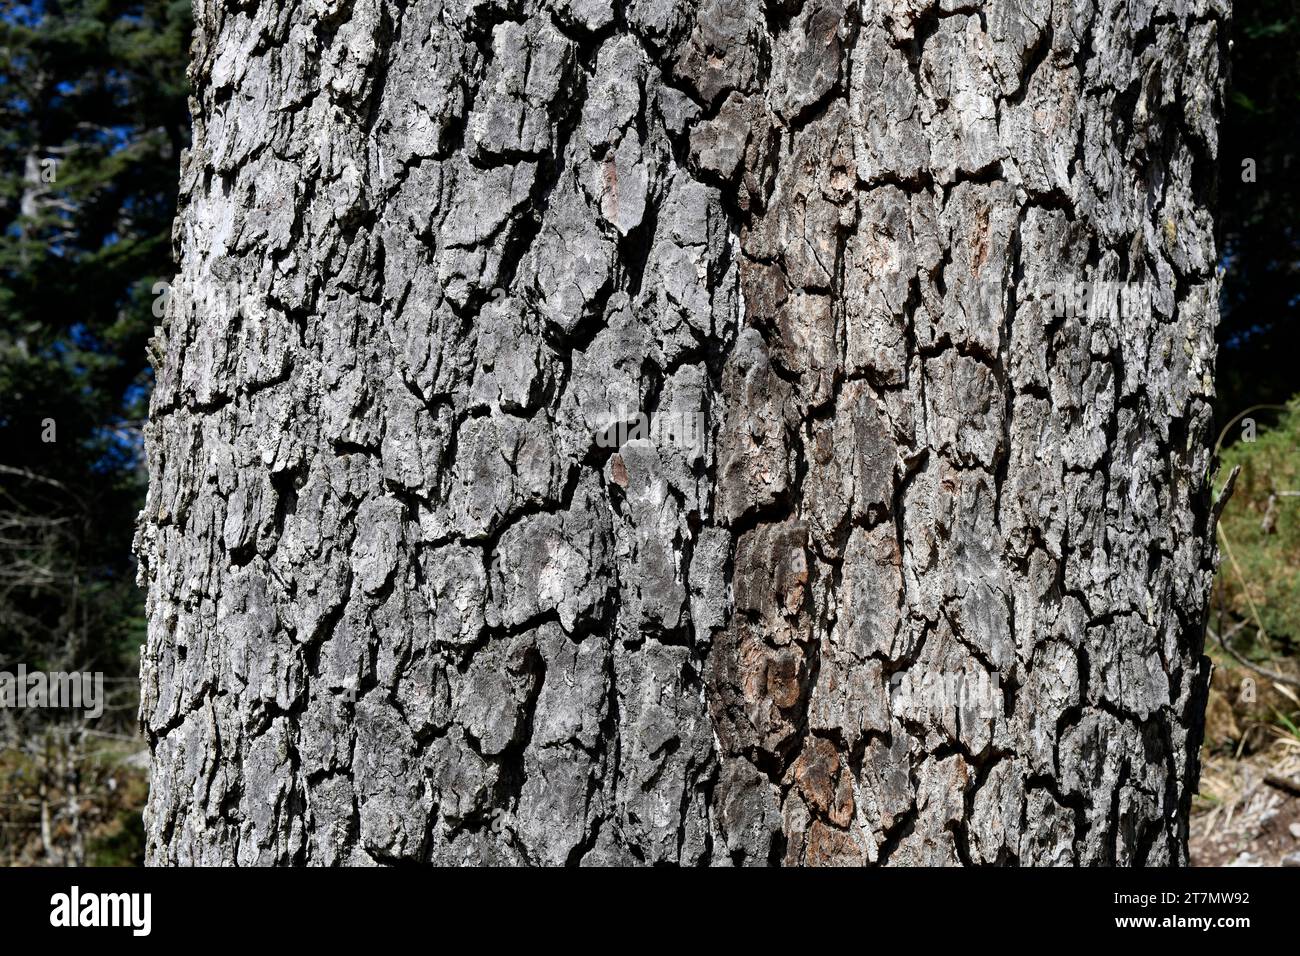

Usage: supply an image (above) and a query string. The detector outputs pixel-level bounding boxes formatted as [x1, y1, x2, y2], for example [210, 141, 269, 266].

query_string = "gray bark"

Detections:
[138, 0, 1228, 866]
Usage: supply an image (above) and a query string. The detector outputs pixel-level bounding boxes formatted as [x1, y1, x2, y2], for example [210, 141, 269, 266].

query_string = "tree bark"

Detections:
[138, 0, 1228, 866]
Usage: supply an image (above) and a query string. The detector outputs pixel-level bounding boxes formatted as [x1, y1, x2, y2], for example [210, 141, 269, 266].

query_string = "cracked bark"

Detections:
[138, 0, 1227, 866]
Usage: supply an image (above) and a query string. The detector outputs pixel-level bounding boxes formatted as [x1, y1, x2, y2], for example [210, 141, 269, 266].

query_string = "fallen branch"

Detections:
[1263, 773, 1300, 797]
[1208, 625, 1300, 689]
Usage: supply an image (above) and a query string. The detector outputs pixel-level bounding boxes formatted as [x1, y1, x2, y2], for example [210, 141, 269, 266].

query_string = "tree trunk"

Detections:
[138, 0, 1228, 866]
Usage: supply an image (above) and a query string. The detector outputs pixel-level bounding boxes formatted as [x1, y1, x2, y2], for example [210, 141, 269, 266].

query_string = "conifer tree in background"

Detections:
[0, 0, 189, 865]
[0, 0, 189, 681]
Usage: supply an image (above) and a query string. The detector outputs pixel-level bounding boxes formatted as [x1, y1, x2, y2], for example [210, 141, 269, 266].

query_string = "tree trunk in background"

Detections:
[138, 0, 1227, 866]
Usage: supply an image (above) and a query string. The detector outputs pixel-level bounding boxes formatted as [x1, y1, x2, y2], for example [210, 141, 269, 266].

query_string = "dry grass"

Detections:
[0, 731, 148, 867]
[1191, 651, 1300, 866]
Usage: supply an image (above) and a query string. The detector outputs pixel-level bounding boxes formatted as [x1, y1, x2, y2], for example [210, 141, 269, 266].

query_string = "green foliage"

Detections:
[0, 1, 189, 865]
[84, 762, 148, 866]
[0, 1, 190, 676]
[86, 807, 146, 867]
[1215, 402, 1300, 648]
